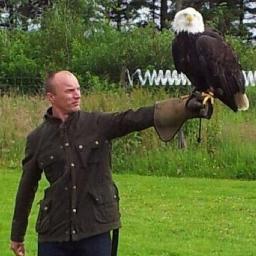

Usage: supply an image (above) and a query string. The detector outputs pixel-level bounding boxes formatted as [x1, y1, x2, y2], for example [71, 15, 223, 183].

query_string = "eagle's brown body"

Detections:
[172, 28, 246, 112]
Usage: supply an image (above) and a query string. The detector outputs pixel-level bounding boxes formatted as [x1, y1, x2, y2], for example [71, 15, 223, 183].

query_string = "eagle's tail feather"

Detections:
[235, 93, 249, 111]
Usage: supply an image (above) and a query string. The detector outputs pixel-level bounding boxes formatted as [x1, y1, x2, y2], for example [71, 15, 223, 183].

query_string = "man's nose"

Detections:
[74, 89, 81, 98]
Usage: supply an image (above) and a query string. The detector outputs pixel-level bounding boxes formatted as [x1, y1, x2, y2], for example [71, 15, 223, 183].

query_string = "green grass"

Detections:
[1, 88, 256, 179]
[1, 169, 256, 256]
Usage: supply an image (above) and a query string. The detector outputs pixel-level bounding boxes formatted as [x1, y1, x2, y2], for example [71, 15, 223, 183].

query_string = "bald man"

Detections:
[10, 70, 212, 256]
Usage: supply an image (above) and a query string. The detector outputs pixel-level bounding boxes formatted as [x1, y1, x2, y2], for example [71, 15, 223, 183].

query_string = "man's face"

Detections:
[47, 72, 81, 115]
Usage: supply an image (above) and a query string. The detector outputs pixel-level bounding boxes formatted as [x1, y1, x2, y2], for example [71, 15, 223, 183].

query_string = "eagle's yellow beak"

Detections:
[186, 15, 193, 24]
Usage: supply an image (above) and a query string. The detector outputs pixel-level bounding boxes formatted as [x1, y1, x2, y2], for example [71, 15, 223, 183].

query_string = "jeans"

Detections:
[38, 232, 111, 256]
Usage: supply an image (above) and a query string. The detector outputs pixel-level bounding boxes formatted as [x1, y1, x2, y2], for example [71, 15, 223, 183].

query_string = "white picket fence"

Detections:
[126, 69, 256, 87]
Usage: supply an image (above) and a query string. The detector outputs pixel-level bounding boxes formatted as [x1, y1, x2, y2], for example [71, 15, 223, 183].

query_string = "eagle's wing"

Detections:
[196, 33, 245, 111]
[172, 37, 184, 73]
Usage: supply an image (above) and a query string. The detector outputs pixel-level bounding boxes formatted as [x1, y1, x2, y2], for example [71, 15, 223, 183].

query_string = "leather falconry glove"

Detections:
[154, 91, 213, 142]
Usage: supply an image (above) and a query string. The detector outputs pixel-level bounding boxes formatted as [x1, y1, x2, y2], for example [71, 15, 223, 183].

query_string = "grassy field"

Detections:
[1, 169, 256, 256]
[1, 88, 256, 179]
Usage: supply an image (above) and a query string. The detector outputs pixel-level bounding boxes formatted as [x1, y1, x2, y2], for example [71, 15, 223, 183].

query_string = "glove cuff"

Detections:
[154, 97, 188, 142]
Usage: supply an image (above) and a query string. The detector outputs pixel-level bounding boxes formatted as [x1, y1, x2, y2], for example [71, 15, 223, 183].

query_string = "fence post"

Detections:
[177, 128, 187, 149]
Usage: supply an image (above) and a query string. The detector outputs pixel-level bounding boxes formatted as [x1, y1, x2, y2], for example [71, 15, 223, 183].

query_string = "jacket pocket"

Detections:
[89, 183, 120, 224]
[76, 140, 101, 167]
[36, 199, 51, 234]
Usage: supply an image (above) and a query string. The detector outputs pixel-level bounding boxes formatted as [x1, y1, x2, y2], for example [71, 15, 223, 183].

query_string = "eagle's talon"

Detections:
[180, 95, 190, 100]
[202, 92, 214, 105]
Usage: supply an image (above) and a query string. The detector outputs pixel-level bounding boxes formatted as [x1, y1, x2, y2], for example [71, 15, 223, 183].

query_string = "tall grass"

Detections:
[1, 87, 256, 179]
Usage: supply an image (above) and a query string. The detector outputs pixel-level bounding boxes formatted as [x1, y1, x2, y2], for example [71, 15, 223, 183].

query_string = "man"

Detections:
[10, 70, 212, 256]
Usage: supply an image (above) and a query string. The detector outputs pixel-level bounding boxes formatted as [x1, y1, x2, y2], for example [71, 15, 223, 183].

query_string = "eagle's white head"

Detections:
[172, 7, 205, 34]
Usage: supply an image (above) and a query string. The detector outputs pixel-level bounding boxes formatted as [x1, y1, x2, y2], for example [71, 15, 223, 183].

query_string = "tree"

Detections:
[243, 0, 256, 40]
[175, 0, 183, 11]
[108, 0, 129, 30]
[0, 0, 52, 30]
[160, 0, 168, 30]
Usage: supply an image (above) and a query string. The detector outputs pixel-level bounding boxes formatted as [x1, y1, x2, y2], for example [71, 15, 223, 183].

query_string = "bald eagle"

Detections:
[172, 7, 249, 112]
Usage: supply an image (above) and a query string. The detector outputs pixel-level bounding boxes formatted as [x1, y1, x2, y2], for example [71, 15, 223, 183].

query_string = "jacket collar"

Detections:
[44, 107, 79, 125]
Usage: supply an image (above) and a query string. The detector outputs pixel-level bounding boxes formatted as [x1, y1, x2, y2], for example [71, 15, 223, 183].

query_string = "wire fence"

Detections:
[0, 70, 256, 94]
[0, 75, 42, 94]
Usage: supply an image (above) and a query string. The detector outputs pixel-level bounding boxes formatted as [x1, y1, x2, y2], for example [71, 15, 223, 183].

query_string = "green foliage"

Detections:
[201, 1, 251, 39]
[226, 35, 256, 70]
[0, 7, 255, 92]
[0, 30, 40, 92]
[71, 24, 174, 84]
[38, 0, 85, 72]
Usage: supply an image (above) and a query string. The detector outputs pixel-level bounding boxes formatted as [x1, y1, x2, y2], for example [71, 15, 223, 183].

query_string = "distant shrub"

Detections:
[71, 24, 174, 86]
[0, 20, 255, 92]
[0, 31, 41, 93]
[226, 35, 256, 70]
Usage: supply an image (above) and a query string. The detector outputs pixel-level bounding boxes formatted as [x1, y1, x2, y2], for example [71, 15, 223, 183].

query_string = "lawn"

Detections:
[1, 169, 256, 256]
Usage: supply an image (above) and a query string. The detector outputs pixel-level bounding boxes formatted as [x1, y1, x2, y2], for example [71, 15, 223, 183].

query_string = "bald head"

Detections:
[45, 70, 81, 121]
[45, 70, 78, 94]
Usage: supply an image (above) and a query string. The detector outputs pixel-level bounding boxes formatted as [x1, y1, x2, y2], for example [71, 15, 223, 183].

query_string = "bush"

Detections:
[71, 24, 174, 85]
[0, 30, 41, 93]
[226, 35, 256, 70]
[0, 13, 255, 92]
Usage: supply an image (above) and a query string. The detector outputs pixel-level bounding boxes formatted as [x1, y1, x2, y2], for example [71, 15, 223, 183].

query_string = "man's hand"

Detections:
[10, 241, 25, 256]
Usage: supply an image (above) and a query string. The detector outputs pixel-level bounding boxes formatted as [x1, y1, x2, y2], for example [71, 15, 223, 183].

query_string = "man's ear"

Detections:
[46, 92, 55, 104]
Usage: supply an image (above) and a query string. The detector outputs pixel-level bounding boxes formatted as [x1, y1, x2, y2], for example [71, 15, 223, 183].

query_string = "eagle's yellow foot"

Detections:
[202, 91, 214, 105]
[180, 95, 190, 100]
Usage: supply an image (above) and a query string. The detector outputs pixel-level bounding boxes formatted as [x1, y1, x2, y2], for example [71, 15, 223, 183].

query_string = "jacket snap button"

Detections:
[72, 208, 77, 213]
[95, 140, 99, 145]
[78, 145, 83, 149]
[65, 142, 70, 147]
[70, 163, 75, 167]
[50, 155, 54, 160]
[44, 206, 48, 211]
[72, 230, 76, 234]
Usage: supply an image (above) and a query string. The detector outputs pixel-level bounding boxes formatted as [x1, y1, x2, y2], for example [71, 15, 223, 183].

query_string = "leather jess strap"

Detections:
[111, 229, 119, 256]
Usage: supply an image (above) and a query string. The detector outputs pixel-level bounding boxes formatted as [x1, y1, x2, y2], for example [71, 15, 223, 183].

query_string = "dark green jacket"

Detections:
[11, 106, 155, 242]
